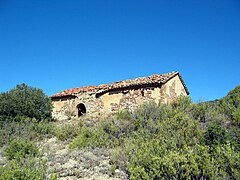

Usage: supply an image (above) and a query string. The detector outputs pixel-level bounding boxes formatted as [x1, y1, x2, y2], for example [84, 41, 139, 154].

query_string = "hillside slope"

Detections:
[0, 84, 239, 179]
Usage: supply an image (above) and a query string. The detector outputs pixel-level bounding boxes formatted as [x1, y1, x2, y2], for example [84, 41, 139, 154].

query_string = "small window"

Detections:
[77, 103, 86, 117]
[141, 90, 144, 96]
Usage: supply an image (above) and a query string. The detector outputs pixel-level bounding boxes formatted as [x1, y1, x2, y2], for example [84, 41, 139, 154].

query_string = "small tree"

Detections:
[219, 85, 240, 125]
[0, 83, 53, 123]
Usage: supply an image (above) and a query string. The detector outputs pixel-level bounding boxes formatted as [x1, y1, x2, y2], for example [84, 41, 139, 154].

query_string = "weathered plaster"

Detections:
[51, 73, 189, 120]
[160, 75, 187, 103]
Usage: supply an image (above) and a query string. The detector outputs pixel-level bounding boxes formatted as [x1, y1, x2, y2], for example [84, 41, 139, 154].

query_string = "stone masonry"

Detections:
[51, 72, 189, 120]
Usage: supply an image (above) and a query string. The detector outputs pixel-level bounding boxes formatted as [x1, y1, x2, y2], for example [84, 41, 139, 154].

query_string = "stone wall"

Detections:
[52, 75, 188, 120]
[160, 75, 188, 103]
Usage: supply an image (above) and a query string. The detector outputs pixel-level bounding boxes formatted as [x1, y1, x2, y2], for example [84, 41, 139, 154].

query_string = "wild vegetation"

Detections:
[0, 84, 239, 179]
[65, 86, 240, 179]
[0, 84, 54, 180]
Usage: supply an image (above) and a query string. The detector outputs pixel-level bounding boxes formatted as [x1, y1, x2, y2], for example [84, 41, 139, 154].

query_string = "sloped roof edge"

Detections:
[51, 71, 189, 98]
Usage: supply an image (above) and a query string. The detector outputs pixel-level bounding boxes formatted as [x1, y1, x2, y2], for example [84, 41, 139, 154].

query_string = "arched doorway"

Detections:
[77, 103, 86, 117]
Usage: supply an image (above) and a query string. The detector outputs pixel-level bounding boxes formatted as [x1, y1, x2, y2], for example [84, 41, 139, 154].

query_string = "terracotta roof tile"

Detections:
[52, 71, 187, 98]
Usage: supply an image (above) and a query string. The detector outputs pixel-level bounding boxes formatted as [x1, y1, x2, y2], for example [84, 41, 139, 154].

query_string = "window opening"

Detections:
[77, 103, 86, 117]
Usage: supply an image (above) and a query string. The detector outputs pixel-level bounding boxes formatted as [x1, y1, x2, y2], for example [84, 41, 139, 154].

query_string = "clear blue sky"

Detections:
[0, 0, 239, 101]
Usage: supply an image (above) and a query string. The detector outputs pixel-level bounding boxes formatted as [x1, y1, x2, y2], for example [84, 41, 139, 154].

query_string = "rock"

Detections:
[0, 148, 7, 166]
[62, 159, 78, 169]
[38, 137, 129, 180]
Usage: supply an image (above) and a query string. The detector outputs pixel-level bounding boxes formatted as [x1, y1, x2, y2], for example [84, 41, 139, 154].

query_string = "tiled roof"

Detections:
[52, 71, 188, 98]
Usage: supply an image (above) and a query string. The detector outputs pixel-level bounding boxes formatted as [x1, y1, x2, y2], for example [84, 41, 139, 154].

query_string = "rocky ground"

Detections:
[0, 117, 129, 179]
[0, 148, 7, 167]
[38, 137, 128, 180]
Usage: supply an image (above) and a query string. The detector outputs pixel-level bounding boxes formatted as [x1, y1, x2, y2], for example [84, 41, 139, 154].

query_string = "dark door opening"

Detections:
[77, 103, 86, 117]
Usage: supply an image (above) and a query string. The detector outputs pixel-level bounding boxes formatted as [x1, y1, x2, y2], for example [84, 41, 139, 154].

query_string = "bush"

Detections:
[124, 103, 202, 178]
[115, 110, 132, 120]
[4, 139, 39, 160]
[101, 115, 135, 140]
[0, 83, 53, 124]
[109, 95, 240, 179]
[0, 119, 54, 147]
[219, 85, 240, 125]
[69, 126, 109, 149]
[232, 106, 240, 126]
[190, 102, 207, 123]
[68, 112, 134, 149]
[132, 101, 174, 133]
[128, 143, 217, 180]
[0, 158, 46, 180]
[54, 122, 82, 141]
[203, 122, 229, 147]
[66, 90, 240, 179]
[212, 143, 240, 179]
[30, 120, 55, 137]
[172, 95, 192, 111]
[1, 138, 50, 180]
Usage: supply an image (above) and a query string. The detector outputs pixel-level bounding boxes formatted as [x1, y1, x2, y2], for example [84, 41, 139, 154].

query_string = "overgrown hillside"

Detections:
[0, 84, 239, 179]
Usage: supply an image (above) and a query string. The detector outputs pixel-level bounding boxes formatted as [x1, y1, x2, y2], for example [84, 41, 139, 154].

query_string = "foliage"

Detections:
[123, 97, 240, 179]
[4, 139, 39, 160]
[212, 143, 240, 179]
[1, 84, 238, 179]
[0, 138, 47, 180]
[69, 112, 135, 149]
[101, 113, 135, 139]
[0, 158, 46, 180]
[115, 109, 132, 120]
[0, 84, 54, 147]
[0, 83, 53, 124]
[54, 122, 83, 141]
[69, 126, 109, 149]
[125, 98, 203, 179]
[66, 90, 240, 179]
[219, 85, 240, 125]
[203, 121, 229, 147]
[128, 142, 217, 180]
[0, 118, 54, 147]
[232, 106, 240, 126]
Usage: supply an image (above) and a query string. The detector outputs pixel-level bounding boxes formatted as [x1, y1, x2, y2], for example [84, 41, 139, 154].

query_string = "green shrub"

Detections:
[69, 113, 134, 149]
[229, 127, 240, 150]
[190, 102, 207, 123]
[101, 116, 135, 140]
[30, 120, 55, 137]
[219, 85, 240, 123]
[128, 142, 217, 180]
[110, 144, 129, 172]
[203, 122, 229, 147]
[1, 138, 48, 180]
[0, 158, 46, 180]
[0, 119, 54, 147]
[126, 132, 239, 179]
[60, 89, 240, 179]
[69, 126, 109, 149]
[132, 101, 174, 132]
[121, 95, 239, 179]
[4, 139, 39, 160]
[54, 122, 82, 141]
[232, 106, 240, 126]
[212, 143, 240, 179]
[115, 110, 132, 120]
[0, 83, 53, 123]
[172, 95, 192, 111]
[0, 83, 54, 146]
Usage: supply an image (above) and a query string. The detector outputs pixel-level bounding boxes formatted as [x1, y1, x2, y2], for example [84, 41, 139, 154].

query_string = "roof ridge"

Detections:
[51, 71, 180, 98]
